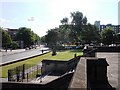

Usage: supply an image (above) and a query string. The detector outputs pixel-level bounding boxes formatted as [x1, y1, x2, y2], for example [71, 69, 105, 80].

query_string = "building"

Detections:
[4, 28, 18, 41]
[4, 28, 24, 48]
[100, 24, 120, 33]
[94, 21, 100, 31]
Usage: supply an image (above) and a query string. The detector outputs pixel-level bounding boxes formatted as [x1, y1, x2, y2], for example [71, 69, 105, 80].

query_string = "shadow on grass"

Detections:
[56, 50, 67, 52]
[69, 49, 83, 53]
[1, 76, 7, 78]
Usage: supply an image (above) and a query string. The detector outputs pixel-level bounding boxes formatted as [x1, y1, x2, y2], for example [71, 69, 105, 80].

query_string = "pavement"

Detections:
[0, 46, 50, 65]
[30, 76, 59, 84]
[0, 45, 43, 57]
[96, 52, 119, 89]
[0, 49, 25, 57]
[70, 52, 119, 89]
[0, 48, 26, 82]
[0, 46, 51, 82]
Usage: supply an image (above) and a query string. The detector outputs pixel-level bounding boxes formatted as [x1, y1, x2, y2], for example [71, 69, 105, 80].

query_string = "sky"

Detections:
[118, 1, 120, 25]
[0, 0, 119, 37]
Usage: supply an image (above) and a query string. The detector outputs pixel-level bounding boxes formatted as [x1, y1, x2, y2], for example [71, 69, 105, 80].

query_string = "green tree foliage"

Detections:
[59, 17, 71, 45]
[0, 27, 12, 51]
[45, 29, 59, 47]
[16, 27, 40, 48]
[71, 11, 87, 26]
[60, 17, 68, 25]
[44, 11, 120, 46]
[81, 23, 100, 44]
[70, 11, 87, 42]
[11, 42, 19, 49]
[34, 33, 41, 44]
[101, 27, 115, 45]
[44, 11, 102, 46]
[40, 36, 46, 43]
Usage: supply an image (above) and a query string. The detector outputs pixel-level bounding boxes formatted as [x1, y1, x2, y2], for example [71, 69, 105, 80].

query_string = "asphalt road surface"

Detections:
[0, 46, 50, 65]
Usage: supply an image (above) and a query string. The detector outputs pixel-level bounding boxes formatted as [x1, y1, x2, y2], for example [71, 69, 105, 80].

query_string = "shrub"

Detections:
[11, 42, 19, 49]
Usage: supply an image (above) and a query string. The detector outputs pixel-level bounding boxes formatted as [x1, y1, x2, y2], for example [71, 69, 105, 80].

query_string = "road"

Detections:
[0, 46, 50, 65]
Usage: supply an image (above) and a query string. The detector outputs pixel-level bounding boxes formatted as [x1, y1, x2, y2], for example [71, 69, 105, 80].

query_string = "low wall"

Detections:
[41, 56, 80, 75]
[95, 46, 120, 52]
[69, 57, 116, 90]
[69, 57, 87, 89]
[1, 72, 74, 90]
[83, 46, 120, 57]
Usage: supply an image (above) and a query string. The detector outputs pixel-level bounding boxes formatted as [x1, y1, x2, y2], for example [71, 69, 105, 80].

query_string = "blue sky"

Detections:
[0, 0, 119, 37]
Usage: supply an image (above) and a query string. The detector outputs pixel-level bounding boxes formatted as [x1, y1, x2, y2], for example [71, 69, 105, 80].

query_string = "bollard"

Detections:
[22, 64, 25, 79]
[27, 73, 28, 82]
[16, 67, 19, 82]
[8, 70, 11, 81]
[42, 50, 43, 53]
[74, 53, 77, 58]
[37, 65, 38, 75]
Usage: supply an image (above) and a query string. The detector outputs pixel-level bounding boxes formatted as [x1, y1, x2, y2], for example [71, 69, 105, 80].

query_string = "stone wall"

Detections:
[41, 56, 80, 75]
[1, 72, 73, 90]
[69, 57, 116, 90]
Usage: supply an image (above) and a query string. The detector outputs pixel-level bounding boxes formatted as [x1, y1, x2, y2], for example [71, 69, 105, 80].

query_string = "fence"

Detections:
[8, 64, 42, 82]
[8, 56, 81, 82]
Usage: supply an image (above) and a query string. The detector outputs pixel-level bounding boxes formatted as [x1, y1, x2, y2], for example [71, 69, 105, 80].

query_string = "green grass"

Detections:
[44, 50, 82, 60]
[28, 69, 41, 79]
[1, 50, 83, 78]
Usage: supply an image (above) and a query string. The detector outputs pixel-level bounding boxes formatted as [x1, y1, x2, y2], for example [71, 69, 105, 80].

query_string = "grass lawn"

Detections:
[44, 50, 82, 60]
[1, 50, 83, 78]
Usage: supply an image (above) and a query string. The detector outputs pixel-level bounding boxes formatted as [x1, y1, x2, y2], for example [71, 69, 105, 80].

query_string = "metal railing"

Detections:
[8, 64, 42, 82]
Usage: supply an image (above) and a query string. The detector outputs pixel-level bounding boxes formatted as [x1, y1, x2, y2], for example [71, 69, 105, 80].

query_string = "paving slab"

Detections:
[30, 76, 59, 84]
[96, 52, 119, 89]
[70, 52, 119, 89]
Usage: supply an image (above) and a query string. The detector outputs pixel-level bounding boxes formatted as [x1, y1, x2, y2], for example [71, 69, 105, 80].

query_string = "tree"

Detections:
[60, 17, 68, 25]
[0, 27, 12, 51]
[70, 11, 87, 43]
[71, 11, 87, 26]
[59, 17, 71, 45]
[34, 33, 40, 45]
[81, 23, 100, 44]
[16, 27, 40, 48]
[11, 42, 19, 50]
[115, 33, 120, 44]
[101, 27, 115, 45]
[40, 36, 46, 44]
[45, 28, 59, 47]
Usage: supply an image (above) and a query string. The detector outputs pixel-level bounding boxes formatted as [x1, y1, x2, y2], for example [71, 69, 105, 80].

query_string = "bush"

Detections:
[11, 42, 19, 49]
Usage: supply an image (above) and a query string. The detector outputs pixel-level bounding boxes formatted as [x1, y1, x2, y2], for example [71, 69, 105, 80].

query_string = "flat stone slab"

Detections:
[69, 57, 87, 89]
[96, 52, 119, 89]
[30, 75, 59, 84]
[69, 52, 119, 89]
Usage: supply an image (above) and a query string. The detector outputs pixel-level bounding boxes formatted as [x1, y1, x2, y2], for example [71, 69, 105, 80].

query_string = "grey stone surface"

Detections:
[96, 52, 119, 89]
[69, 52, 119, 89]
[0, 47, 49, 65]
[30, 76, 59, 84]
[69, 57, 87, 89]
